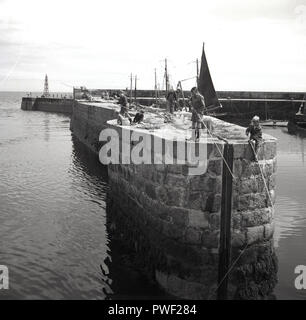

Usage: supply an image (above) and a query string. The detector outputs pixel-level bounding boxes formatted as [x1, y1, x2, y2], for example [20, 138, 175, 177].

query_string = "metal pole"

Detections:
[134, 75, 137, 104]
[165, 58, 168, 95]
[196, 58, 199, 87]
[217, 143, 234, 300]
[130, 73, 133, 104]
[154, 68, 158, 105]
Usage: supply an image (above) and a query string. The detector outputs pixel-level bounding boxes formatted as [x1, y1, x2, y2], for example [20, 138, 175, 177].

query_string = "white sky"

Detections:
[1, 0, 306, 92]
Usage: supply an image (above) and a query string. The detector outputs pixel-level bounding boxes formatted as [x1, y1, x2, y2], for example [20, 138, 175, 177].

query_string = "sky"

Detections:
[1, 0, 306, 92]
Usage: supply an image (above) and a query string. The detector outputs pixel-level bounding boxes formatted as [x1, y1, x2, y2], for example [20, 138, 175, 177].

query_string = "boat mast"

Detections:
[196, 58, 199, 86]
[154, 68, 158, 105]
[134, 75, 137, 104]
[130, 73, 133, 104]
[165, 58, 169, 95]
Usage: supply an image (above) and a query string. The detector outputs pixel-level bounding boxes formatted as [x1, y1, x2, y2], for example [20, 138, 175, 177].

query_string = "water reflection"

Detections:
[258, 126, 306, 300]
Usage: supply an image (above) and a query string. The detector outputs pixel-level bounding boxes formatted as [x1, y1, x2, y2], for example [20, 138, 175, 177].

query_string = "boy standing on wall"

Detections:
[189, 87, 207, 141]
[246, 115, 263, 161]
[166, 89, 177, 114]
[117, 91, 132, 125]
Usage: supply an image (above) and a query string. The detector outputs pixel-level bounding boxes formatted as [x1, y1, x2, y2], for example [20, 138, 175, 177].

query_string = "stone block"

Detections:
[162, 220, 185, 240]
[165, 173, 188, 189]
[231, 231, 246, 248]
[167, 164, 183, 174]
[231, 211, 242, 230]
[255, 176, 266, 193]
[166, 187, 187, 207]
[236, 194, 252, 211]
[212, 194, 222, 213]
[246, 225, 265, 245]
[256, 143, 265, 161]
[207, 143, 224, 159]
[187, 192, 202, 210]
[155, 164, 166, 172]
[156, 186, 168, 204]
[168, 207, 190, 227]
[233, 160, 243, 176]
[244, 144, 254, 161]
[249, 161, 262, 176]
[233, 143, 247, 159]
[240, 178, 256, 195]
[152, 170, 165, 184]
[188, 210, 209, 229]
[184, 227, 202, 245]
[142, 165, 154, 180]
[145, 182, 157, 200]
[201, 230, 219, 249]
[189, 174, 209, 192]
[241, 159, 253, 178]
[200, 194, 208, 212]
[207, 159, 223, 176]
[252, 192, 268, 209]
[240, 208, 273, 228]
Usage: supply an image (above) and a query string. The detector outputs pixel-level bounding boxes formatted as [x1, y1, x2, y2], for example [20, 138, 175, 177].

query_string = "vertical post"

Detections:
[196, 58, 199, 86]
[154, 68, 158, 105]
[130, 73, 133, 104]
[165, 58, 168, 95]
[264, 93, 267, 120]
[134, 75, 137, 104]
[217, 143, 234, 300]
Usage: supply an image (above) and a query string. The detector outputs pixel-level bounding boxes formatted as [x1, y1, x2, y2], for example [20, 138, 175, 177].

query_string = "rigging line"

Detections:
[201, 123, 273, 300]
[207, 242, 249, 300]
[249, 142, 275, 210]
[200, 119, 236, 179]
[179, 76, 197, 83]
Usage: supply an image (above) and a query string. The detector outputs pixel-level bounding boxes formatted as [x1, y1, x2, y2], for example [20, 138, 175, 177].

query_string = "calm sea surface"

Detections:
[0, 92, 165, 300]
[0, 91, 306, 299]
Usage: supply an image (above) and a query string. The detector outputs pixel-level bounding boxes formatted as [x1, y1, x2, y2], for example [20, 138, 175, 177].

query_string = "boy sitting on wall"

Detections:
[246, 115, 263, 161]
[133, 110, 144, 124]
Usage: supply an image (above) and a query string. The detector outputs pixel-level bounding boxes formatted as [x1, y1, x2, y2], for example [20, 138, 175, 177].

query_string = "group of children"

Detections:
[116, 89, 263, 161]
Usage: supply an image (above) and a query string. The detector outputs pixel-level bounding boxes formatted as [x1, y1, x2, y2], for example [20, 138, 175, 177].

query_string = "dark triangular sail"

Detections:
[198, 44, 221, 108]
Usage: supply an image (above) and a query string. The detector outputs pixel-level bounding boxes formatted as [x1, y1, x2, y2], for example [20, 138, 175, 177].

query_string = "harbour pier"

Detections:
[21, 96, 278, 299]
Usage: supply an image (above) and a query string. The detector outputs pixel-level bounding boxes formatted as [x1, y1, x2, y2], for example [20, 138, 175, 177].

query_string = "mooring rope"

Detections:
[249, 142, 275, 210]
[200, 119, 236, 180]
[207, 242, 249, 300]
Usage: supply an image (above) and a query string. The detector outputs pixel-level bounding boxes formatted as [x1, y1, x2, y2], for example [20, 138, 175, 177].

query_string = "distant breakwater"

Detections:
[21, 97, 74, 114]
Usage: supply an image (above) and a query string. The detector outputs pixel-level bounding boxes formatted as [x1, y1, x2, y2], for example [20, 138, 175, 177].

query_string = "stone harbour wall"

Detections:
[23, 99, 278, 299]
[70, 102, 120, 153]
[105, 122, 278, 300]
